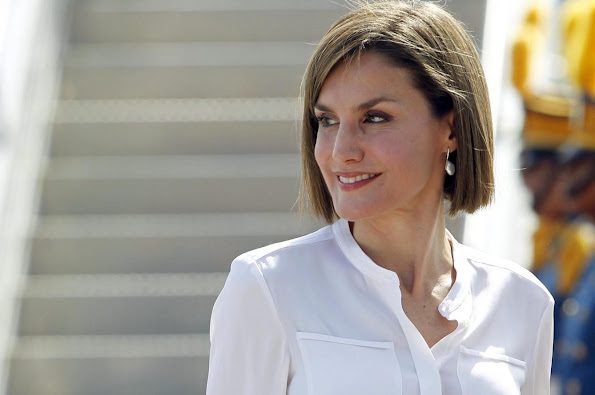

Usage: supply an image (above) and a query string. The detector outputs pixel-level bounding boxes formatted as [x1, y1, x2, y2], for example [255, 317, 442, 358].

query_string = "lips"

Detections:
[338, 173, 380, 184]
[334, 173, 379, 191]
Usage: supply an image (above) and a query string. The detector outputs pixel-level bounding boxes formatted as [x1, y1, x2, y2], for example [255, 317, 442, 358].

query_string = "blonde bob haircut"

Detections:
[300, 0, 494, 223]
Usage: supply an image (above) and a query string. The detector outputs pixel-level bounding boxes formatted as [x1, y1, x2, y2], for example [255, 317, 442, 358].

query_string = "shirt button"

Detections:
[562, 298, 580, 316]
[573, 342, 588, 362]
[565, 378, 582, 395]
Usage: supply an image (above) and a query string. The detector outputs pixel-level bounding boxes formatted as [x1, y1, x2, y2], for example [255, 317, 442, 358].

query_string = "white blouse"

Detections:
[206, 219, 554, 395]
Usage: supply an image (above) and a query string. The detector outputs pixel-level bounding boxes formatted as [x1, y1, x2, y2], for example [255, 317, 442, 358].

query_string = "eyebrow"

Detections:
[314, 96, 402, 113]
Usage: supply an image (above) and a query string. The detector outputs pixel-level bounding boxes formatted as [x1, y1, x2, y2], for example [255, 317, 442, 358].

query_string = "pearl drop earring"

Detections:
[445, 147, 455, 176]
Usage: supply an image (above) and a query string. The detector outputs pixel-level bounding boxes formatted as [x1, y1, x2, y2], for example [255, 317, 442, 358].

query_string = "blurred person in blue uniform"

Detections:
[551, 132, 595, 395]
[549, 2, 595, 393]
[513, 3, 574, 338]
[518, 99, 574, 302]
[514, 2, 595, 393]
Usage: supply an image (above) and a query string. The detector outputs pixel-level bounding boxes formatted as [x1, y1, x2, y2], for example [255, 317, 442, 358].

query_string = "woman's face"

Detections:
[314, 51, 456, 222]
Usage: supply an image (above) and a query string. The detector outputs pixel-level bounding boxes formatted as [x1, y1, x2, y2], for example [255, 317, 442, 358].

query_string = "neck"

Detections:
[351, 199, 454, 297]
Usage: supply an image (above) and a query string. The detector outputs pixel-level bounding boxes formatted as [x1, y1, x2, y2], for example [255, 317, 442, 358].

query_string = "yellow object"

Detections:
[567, 98, 595, 150]
[558, 222, 595, 294]
[522, 94, 576, 148]
[561, 1, 595, 152]
[562, 0, 595, 95]
[512, 3, 548, 96]
[525, 3, 546, 26]
[532, 217, 564, 272]
[587, 99, 595, 133]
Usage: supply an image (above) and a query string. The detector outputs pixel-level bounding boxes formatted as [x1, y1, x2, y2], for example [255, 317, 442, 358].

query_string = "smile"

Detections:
[338, 173, 379, 184]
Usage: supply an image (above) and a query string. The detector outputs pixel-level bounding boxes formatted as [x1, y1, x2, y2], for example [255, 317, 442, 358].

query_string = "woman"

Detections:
[207, 1, 554, 394]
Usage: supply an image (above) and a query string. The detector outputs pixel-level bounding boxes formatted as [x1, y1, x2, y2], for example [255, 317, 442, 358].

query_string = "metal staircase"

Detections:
[5, 0, 486, 393]
[7, 1, 342, 393]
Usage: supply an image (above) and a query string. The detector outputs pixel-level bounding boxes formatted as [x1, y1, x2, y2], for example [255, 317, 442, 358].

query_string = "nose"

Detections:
[332, 122, 364, 163]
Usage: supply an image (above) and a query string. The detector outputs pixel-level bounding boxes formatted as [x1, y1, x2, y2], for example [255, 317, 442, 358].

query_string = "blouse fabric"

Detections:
[206, 219, 554, 395]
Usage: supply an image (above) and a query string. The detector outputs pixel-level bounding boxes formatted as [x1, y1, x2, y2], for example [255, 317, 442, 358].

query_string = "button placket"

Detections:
[385, 285, 443, 395]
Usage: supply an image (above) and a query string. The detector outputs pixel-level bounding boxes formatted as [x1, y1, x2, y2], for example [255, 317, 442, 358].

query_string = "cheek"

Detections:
[314, 133, 332, 170]
[382, 137, 421, 169]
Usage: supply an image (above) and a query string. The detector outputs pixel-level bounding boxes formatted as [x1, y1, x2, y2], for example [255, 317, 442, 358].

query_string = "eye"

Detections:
[364, 112, 391, 124]
[316, 116, 339, 128]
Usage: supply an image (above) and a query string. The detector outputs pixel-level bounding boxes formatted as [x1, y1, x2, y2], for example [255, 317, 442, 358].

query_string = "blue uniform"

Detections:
[551, 255, 595, 395]
[536, 260, 564, 348]
[534, 223, 572, 353]
[538, 219, 595, 395]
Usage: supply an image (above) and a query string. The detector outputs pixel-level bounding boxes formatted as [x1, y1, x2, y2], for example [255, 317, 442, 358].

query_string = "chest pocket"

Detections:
[457, 346, 526, 395]
[297, 332, 402, 395]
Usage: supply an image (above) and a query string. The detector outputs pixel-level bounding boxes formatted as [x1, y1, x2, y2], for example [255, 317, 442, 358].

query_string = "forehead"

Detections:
[317, 52, 419, 106]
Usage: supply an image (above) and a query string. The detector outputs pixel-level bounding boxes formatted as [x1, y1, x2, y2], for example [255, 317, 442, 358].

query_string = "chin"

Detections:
[333, 205, 385, 222]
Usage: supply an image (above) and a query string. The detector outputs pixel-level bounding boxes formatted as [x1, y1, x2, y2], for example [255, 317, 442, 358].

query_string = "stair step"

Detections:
[9, 335, 208, 395]
[30, 234, 303, 275]
[23, 273, 226, 298]
[34, 212, 316, 238]
[66, 42, 315, 68]
[44, 154, 300, 179]
[18, 273, 224, 335]
[76, 0, 343, 12]
[13, 334, 210, 358]
[18, 294, 215, 335]
[50, 120, 299, 156]
[30, 212, 321, 274]
[61, 64, 304, 99]
[72, 9, 342, 43]
[40, 155, 300, 215]
[40, 176, 300, 215]
[54, 97, 298, 123]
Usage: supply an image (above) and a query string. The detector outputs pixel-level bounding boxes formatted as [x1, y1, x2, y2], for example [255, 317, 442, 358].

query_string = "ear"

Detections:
[442, 110, 458, 152]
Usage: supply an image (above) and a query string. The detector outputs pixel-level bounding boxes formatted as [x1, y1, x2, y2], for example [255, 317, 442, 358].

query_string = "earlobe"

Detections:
[445, 111, 458, 152]
[443, 112, 457, 176]
[445, 147, 456, 176]
[448, 135, 458, 153]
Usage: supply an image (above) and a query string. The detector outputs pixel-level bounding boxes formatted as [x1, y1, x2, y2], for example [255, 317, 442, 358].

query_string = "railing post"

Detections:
[0, 1, 71, 393]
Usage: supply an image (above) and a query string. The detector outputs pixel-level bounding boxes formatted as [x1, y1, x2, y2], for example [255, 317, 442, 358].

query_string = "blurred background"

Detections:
[0, 0, 592, 394]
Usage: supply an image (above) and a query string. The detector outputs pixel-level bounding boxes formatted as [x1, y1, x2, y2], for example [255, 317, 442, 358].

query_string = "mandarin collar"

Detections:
[332, 218, 472, 323]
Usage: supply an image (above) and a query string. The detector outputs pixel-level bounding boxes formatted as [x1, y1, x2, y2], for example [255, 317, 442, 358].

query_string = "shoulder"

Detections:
[217, 225, 336, 318]
[227, 224, 335, 282]
[460, 242, 554, 306]
[214, 227, 336, 318]
[233, 224, 335, 268]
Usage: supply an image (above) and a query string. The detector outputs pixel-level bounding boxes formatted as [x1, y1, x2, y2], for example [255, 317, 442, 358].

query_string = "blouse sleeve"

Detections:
[206, 257, 290, 395]
[522, 297, 554, 395]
